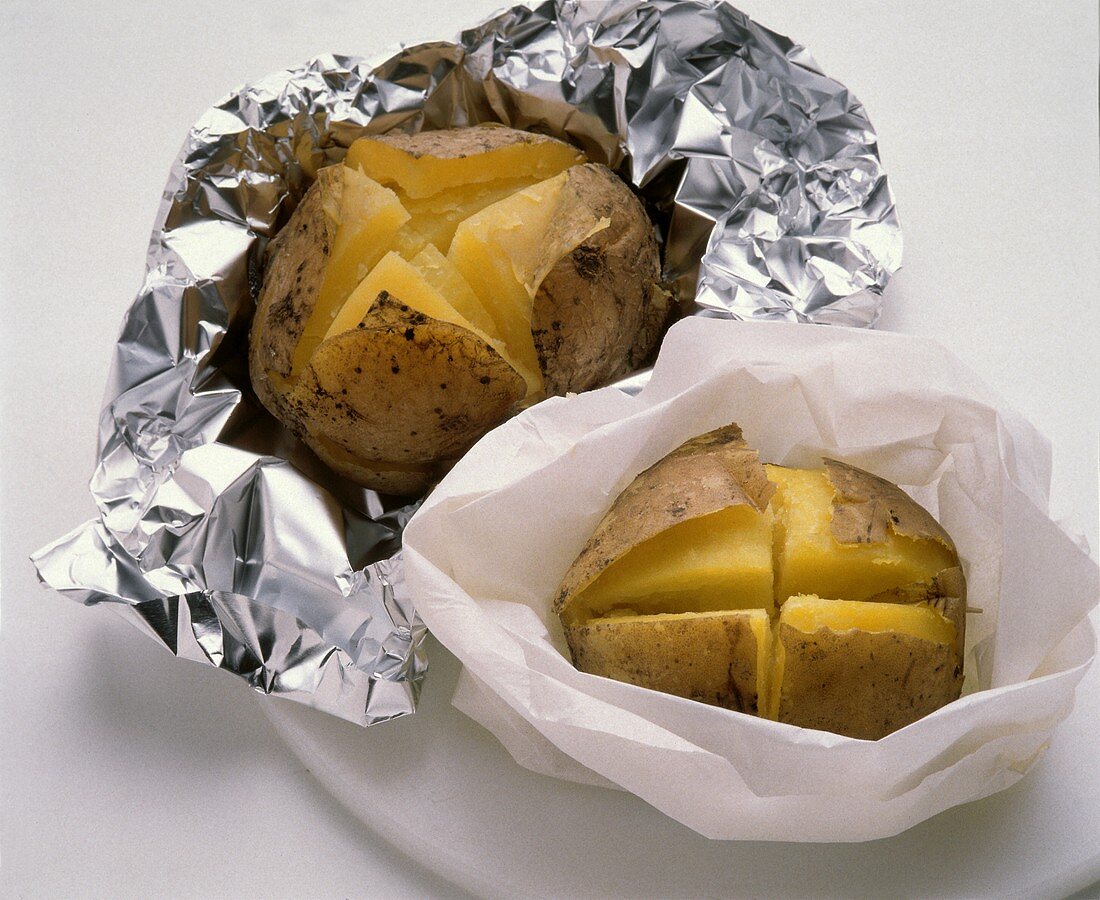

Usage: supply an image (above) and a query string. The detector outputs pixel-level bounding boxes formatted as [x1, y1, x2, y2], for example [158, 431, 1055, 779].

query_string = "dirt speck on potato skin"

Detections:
[570, 244, 605, 281]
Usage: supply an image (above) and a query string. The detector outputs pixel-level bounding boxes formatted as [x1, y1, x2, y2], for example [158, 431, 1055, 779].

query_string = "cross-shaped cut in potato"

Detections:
[555, 424, 966, 739]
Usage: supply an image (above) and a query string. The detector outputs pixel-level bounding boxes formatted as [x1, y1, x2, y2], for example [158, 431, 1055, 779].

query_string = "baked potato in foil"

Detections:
[250, 125, 671, 493]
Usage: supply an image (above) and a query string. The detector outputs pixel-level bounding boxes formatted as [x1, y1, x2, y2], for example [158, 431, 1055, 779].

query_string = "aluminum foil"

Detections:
[32, 0, 900, 727]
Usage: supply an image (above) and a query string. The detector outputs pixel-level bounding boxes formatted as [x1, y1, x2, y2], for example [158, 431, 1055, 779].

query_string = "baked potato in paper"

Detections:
[249, 125, 671, 493]
[555, 424, 967, 739]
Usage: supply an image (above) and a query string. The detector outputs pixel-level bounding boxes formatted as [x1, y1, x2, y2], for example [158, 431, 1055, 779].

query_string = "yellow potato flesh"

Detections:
[388, 223, 429, 260]
[766, 465, 957, 604]
[780, 594, 956, 644]
[407, 244, 497, 338]
[448, 174, 575, 395]
[324, 251, 478, 338]
[345, 137, 583, 199]
[401, 177, 549, 251]
[290, 168, 410, 376]
[572, 505, 776, 620]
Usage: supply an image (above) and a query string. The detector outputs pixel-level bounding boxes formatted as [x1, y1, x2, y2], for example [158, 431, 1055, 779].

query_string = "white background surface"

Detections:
[1, 1, 1097, 897]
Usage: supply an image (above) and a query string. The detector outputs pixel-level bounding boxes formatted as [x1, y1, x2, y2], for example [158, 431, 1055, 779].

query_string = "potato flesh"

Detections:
[448, 174, 576, 395]
[568, 467, 960, 734]
[406, 244, 498, 341]
[767, 465, 957, 603]
[400, 177, 550, 251]
[779, 594, 957, 644]
[570, 505, 776, 621]
[290, 168, 411, 376]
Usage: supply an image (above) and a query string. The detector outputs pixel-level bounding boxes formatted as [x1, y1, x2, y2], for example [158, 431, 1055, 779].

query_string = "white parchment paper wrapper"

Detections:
[403, 318, 1098, 841]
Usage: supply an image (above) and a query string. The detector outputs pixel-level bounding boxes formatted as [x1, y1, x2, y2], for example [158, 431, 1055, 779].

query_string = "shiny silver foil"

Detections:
[32, 0, 900, 726]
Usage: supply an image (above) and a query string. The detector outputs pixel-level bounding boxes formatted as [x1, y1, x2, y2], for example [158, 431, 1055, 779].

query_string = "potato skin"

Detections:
[823, 458, 956, 550]
[250, 167, 340, 433]
[285, 294, 525, 490]
[532, 163, 671, 396]
[370, 126, 576, 161]
[567, 612, 766, 714]
[307, 438, 435, 496]
[774, 623, 963, 740]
